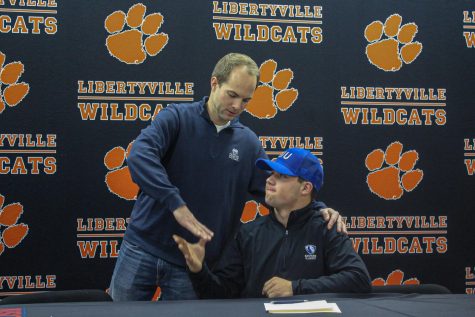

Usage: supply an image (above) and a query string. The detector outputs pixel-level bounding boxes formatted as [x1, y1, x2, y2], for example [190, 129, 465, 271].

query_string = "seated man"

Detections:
[174, 148, 371, 298]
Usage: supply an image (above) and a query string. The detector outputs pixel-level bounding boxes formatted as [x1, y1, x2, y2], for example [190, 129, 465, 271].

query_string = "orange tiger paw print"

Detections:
[372, 269, 420, 286]
[365, 141, 423, 200]
[245, 59, 298, 119]
[104, 142, 139, 200]
[105, 3, 169, 64]
[240, 200, 269, 223]
[0, 51, 29, 114]
[364, 14, 422, 71]
[0, 194, 29, 255]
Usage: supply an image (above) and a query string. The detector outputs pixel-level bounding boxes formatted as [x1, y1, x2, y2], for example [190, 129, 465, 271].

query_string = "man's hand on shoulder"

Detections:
[320, 208, 348, 234]
[262, 277, 293, 298]
[173, 234, 207, 273]
[173, 205, 214, 241]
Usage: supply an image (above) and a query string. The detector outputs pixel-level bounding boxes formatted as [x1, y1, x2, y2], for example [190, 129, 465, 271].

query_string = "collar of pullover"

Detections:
[270, 200, 324, 229]
[199, 96, 245, 129]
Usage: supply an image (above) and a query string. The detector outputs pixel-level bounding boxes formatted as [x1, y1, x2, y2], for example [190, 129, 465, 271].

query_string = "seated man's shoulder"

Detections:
[307, 209, 345, 237]
[239, 215, 269, 235]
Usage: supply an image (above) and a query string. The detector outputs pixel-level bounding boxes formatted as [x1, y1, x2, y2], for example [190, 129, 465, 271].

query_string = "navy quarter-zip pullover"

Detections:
[124, 97, 269, 267]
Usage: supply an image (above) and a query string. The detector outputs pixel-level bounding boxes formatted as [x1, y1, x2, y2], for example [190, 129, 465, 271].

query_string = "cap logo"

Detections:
[280, 152, 292, 160]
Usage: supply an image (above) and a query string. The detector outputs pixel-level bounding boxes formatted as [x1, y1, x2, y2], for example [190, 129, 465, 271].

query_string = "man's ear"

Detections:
[210, 76, 219, 90]
[301, 181, 313, 195]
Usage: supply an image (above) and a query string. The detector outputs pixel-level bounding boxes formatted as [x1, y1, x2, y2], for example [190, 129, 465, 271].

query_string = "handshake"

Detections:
[173, 235, 207, 273]
[173, 234, 294, 298]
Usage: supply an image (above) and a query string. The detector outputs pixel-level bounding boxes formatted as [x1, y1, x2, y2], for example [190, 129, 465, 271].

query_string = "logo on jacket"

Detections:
[229, 148, 239, 162]
[305, 244, 317, 260]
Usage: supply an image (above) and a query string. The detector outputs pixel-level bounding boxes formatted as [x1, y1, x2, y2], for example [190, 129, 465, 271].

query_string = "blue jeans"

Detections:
[109, 240, 198, 301]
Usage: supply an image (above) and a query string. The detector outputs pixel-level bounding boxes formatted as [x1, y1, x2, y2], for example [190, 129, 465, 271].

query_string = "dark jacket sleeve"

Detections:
[292, 229, 372, 294]
[247, 143, 269, 204]
[126, 105, 185, 213]
[189, 232, 246, 299]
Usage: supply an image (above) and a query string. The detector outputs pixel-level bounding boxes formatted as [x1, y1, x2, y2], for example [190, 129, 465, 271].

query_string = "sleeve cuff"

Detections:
[164, 192, 186, 213]
[188, 263, 211, 282]
[291, 280, 300, 295]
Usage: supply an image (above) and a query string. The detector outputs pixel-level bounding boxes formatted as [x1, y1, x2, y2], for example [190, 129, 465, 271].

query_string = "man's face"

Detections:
[208, 66, 257, 125]
[265, 171, 305, 210]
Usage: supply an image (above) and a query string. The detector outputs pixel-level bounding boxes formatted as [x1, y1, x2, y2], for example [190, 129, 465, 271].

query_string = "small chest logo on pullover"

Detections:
[305, 244, 317, 260]
[229, 148, 240, 162]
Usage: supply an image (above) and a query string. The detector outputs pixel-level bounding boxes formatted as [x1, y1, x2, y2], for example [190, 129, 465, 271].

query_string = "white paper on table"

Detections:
[264, 300, 341, 314]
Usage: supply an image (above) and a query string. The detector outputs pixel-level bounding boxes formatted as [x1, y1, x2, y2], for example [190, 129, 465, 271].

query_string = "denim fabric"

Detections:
[109, 240, 197, 301]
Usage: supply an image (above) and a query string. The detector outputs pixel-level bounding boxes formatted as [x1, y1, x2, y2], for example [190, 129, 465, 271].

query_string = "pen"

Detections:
[271, 300, 308, 304]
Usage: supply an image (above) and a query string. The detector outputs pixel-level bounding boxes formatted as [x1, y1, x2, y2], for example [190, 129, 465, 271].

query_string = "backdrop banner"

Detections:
[0, 0, 474, 296]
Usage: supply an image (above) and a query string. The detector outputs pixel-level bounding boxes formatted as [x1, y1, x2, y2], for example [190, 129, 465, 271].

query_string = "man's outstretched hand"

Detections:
[173, 205, 214, 241]
[173, 234, 207, 273]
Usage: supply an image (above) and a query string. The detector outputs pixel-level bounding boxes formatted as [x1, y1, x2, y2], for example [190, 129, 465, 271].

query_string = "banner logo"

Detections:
[347, 215, 448, 255]
[105, 3, 169, 64]
[0, 51, 29, 114]
[464, 138, 475, 176]
[0, 134, 57, 175]
[463, 11, 475, 48]
[77, 80, 194, 121]
[240, 200, 269, 223]
[366, 141, 423, 200]
[0, 0, 57, 35]
[245, 59, 298, 119]
[104, 142, 139, 200]
[0, 275, 56, 295]
[365, 14, 422, 71]
[212, 1, 323, 44]
[76, 218, 128, 259]
[340, 86, 447, 126]
[0, 194, 29, 255]
[372, 270, 419, 286]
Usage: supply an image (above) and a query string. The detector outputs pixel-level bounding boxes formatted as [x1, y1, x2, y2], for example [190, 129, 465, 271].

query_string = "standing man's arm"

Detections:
[127, 106, 212, 240]
[248, 146, 270, 203]
[320, 208, 348, 234]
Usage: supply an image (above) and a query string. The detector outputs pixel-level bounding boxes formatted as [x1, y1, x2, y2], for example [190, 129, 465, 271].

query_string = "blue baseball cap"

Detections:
[256, 148, 324, 192]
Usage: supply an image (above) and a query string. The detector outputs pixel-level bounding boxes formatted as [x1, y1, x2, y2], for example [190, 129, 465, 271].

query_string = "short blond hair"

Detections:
[212, 53, 259, 86]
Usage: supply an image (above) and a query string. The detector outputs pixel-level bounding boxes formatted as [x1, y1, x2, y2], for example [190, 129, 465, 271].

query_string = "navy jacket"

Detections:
[190, 201, 372, 298]
[124, 97, 269, 267]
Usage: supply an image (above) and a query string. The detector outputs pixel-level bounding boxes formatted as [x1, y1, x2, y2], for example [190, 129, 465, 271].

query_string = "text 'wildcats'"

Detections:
[212, 1, 323, 44]
[463, 11, 475, 48]
[340, 86, 447, 126]
[77, 80, 194, 121]
[0, 0, 57, 35]
[76, 217, 129, 259]
[0, 134, 56, 175]
[346, 215, 448, 255]
[464, 138, 475, 176]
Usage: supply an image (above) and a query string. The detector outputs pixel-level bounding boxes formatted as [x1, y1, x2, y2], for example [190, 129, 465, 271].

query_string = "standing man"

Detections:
[109, 53, 344, 301]
[174, 148, 371, 298]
